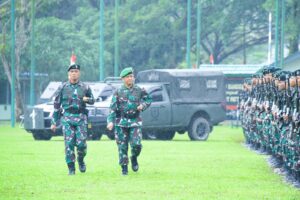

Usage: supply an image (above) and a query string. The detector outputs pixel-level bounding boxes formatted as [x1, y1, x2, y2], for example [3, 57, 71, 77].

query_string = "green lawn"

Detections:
[0, 125, 299, 200]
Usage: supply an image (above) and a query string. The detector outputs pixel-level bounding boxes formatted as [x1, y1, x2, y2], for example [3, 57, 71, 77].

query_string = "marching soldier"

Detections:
[107, 67, 152, 175]
[51, 64, 95, 175]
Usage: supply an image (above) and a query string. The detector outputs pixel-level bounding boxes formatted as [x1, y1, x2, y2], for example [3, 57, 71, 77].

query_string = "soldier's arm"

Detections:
[84, 86, 95, 105]
[51, 85, 63, 126]
[140, 88, 152, 111]
[107, 91, 118, 124]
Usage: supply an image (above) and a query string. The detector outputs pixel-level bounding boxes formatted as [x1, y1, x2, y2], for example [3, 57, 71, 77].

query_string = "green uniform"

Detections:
[51, 81, 95, 164]
[107, 84, 152, 166]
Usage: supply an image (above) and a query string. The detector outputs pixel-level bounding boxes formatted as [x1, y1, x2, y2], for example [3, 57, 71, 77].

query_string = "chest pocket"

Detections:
[62, 87, 73, 101]
[120, 89, 141, 103]
[76, 87, 85, 99]
[62, 85, 87, 105]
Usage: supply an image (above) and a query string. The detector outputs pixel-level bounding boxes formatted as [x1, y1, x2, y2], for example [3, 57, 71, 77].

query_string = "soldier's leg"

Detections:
[129, 127, 142, 172]
[115, 126, 129, 166]
[129, 127, 142, 157]
[62, 119, 76, 174]
[75, 116, 88, 172]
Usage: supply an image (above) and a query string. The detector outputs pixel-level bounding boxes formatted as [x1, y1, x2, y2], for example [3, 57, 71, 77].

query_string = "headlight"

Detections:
[95, 108, 109, 116]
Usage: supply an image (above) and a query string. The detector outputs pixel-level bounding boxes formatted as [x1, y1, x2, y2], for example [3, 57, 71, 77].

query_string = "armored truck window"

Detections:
[206, 79, 217, 89]
[150, 89, 163, 102]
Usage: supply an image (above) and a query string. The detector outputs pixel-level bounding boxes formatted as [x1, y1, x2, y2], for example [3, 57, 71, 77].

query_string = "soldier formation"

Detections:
[239, 66, 300, 182]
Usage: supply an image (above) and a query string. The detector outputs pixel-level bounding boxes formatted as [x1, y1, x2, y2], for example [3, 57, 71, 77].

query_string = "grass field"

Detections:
[0, 125, 300, 200]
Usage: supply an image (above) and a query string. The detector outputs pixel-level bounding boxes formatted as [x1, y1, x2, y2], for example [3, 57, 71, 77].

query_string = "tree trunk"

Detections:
[0, 0, 31, 121]
[288, 36, 299, 55]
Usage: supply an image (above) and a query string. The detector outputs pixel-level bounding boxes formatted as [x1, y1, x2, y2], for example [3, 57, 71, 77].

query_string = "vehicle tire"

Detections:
[143, 131, 158, 140]
[93, 132, 102, 140]
[32, 131, 43, 140]
[106, 131, 115, 140]
[210, 126, 213, 133]
[88, 130, 102, 140]
[177, 131, 185, 134]
[156, 131, 175, 140]
[32, 131, 52, 140]
[188, 116, 210, 141]
[42, 131, 52, 140]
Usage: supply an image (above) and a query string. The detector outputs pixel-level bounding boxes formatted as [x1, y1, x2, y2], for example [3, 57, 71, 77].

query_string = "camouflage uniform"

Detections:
[51, 81, 94, 165]
[107, 84, 152, 166]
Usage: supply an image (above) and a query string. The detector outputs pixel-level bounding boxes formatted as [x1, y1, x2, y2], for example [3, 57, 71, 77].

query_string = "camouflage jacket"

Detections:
[51, 81, 95, 125]
[107, 84, 152, 127]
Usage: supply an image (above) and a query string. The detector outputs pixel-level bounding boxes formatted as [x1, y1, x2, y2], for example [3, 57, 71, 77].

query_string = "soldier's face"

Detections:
[123, 74, 134, 87]
[68, 69, 80, 82]
[290, 77, 296, 87]
[297, 76, 300, 86]
[278, 81, 285, 90]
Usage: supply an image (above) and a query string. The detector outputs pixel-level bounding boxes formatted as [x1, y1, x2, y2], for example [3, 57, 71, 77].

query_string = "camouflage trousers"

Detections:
[61, 114, 88, 164]
[115, 126, 142, 166]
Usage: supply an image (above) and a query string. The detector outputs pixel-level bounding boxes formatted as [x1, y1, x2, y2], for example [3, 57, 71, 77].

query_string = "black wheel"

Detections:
[92, 132, 102, 140]
[177, 131, 185, 135]
[32, 131, 52, 140]
[156, 131, 175, 140]
[106, 131, 115, 140]
[42, 132, 52, 140]
[88, 129, 102, 140]
[188, 116, 210, 141]
[210, 126, 213, 133]
[143, 131, 158, 140]
[32, 131, 43, 140]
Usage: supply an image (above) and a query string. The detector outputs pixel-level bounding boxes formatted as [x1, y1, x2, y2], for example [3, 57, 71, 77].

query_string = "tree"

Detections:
[0, 0, 77, 119]
[264, 0, 300, 55]
[196, 0, 269, 64]
[285, 0, 300, 54]
[1, 0, 33, 119]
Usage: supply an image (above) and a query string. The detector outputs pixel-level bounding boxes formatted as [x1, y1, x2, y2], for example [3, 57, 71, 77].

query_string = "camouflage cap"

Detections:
[68, 64, 80, 71]
[120, 67, 133, 78]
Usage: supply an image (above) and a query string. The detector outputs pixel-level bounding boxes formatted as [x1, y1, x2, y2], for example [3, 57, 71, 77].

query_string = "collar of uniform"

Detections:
[122, 84, 134, 90]
[67, 80, 82, 86]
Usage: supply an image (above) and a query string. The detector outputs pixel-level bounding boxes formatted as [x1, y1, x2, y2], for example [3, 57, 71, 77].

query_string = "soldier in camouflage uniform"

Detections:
[291, 70, 300, 176]
[107, 67, 152, 175]
[51, 64, 95, 175]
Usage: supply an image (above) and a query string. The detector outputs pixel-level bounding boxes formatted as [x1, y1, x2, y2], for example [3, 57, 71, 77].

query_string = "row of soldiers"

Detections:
[238, 67, 300, 181]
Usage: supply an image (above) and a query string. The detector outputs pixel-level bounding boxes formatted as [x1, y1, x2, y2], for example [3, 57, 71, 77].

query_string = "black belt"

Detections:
[65, 108, 82, 114]
[121, 112, 139, 119]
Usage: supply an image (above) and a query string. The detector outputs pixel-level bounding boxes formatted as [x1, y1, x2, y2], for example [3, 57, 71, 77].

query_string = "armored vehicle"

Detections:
[23, 81, 116, 140]
[136, 69, 226, 140]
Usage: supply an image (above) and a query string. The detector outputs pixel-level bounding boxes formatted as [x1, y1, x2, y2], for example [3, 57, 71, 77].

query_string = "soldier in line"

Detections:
[239, 67, 300, 182]
[50, 64, 95, 175]
[107, 67, 152, 175]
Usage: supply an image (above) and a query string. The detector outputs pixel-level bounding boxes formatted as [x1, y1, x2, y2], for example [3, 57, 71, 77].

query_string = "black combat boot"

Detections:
[121, 165, 128, 175]
[78, 157, 86, 173]
[67, 162, 75, 175]
[130, 156, 139, 172]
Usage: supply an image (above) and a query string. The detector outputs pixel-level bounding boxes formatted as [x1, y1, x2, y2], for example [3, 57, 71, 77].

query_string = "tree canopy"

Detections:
[1, 0, 299, 80]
